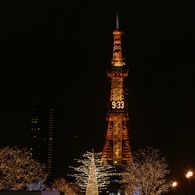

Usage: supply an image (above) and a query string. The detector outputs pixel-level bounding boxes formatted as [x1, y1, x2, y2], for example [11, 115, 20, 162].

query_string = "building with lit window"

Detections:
[30, 108, 55, 183]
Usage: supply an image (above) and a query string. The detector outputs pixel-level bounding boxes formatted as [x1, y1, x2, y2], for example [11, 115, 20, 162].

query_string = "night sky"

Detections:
[0, 0, 194, 182]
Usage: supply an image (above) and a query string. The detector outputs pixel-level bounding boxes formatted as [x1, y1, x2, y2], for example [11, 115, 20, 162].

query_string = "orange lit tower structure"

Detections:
[101, 13, 132, 167]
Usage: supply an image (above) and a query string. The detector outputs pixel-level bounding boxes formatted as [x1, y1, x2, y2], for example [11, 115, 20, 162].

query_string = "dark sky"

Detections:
[0, 0, 194, 181]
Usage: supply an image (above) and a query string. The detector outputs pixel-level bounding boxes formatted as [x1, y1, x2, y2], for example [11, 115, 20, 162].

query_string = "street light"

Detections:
[172, 181, 178, 188]
[171, 181, 178, 194]
[186, 170, 193, 195]
[186, 170, 193, 179]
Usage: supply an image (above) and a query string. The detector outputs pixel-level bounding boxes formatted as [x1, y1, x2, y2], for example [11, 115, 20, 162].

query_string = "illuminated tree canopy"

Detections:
[123, 146, 170, 195]
[69, 150, 115, 193]
[51, 178, 79, 195]
[0, 146, 47, 190]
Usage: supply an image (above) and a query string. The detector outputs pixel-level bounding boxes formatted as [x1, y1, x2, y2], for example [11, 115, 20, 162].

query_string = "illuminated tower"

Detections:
[100, 12, 133, 195]
[101, 13, 132, 167]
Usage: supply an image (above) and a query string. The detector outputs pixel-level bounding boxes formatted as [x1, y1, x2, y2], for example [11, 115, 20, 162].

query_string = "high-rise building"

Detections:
[30, 108, 55, 183]
[101, 13, 133, 195]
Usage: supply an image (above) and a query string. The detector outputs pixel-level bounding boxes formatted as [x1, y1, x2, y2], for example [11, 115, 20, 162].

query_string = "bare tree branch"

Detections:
[0, 146, 47, 190]
[122, 146, 170, 195]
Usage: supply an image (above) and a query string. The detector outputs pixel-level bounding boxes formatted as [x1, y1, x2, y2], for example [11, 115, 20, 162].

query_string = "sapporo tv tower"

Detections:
[101, 12, 133, 194]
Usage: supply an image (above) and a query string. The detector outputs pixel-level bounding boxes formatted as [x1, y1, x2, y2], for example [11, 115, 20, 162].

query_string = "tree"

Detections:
[69, 150, 114, 194]
[85, 150, 98, 195]
[122, 147, 170, 195]
[0, 146, 47, 190]
[51, 178, 79, 195]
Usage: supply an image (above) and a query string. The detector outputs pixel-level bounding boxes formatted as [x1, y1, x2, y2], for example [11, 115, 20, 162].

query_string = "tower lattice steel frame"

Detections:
[101, 13, 133, 167]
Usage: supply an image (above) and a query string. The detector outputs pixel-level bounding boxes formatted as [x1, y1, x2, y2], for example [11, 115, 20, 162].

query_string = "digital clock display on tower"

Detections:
[111, 101, 124, 109]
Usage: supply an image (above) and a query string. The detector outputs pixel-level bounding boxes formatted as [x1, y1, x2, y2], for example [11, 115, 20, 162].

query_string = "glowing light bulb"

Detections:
[171, 181, 177, 188]
[186, 170, 193, 179]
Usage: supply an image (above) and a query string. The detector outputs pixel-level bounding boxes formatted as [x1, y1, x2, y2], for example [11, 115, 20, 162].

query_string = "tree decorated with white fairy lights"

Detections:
[69, 150, 114, 195]
[122, 146, 170, 195]
[0, 146, 47, 190]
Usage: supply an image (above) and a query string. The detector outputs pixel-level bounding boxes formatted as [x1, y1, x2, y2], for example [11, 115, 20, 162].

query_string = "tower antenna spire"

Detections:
[116, 11, 119, 29]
